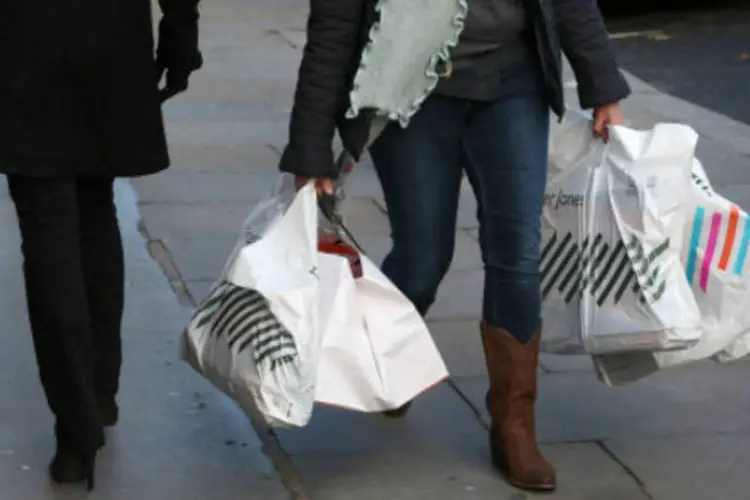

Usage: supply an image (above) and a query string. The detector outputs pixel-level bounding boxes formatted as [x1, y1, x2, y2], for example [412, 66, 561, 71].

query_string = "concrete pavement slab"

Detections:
[150, 235, 236, 283]
[132, 171, 280, 205]
[163, 141, 284, 173]
[605, 435, 750, 500]
[162, 98, 292, 124]
[426, 320, 488, 378]
[185, 279, 221, 305]
[427, 270, 484, 321]
[140, 197, 390, 239]
[713, 183, 750, 212]
[694, 139, 750, 192]
[452, 361, 750, 443]
[276, 385, 647, 500]
[277, 384, 515, 499]
[164, 120, 290, 149]
[539, 354, 595, 373]
[535, 443, 649, 500]
[138, 202, 257, 239]
[292, 442, 649, 500]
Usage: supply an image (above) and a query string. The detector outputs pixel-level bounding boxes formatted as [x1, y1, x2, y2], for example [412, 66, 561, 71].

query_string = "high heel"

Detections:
[49, 448, 97, 491]
[85, 456, 96, 491]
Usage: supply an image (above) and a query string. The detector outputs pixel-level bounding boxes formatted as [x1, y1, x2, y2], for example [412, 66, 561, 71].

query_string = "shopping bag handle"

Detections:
[318, 191, 338, 222]
[318, 116, 389, 254]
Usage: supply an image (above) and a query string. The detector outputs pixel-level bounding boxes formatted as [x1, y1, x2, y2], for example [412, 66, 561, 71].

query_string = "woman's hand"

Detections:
[592, 102, 624, 141]
[294, 176, 335, 195]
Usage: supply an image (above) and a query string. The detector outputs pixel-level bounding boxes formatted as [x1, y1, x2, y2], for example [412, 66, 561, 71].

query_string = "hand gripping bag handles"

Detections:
[542, 110, 703, 355]
[181, 171, 448, 427]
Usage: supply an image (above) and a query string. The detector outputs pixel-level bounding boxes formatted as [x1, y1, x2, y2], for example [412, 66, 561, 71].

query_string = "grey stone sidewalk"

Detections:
[3, 0, 750, 498]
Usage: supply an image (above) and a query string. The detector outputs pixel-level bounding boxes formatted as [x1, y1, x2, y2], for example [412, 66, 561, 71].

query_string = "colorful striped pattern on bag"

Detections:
[686, 205, 750, 291]
[188, 280, 299, 371]
[541, 232, 669, 307]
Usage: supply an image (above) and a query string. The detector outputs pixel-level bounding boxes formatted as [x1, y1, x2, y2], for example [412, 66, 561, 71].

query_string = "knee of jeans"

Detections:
[484, 240, 541, 280]
[483, 224, 541, 279]
[486, 259, 540, 282]
[385, 246, 453, 314]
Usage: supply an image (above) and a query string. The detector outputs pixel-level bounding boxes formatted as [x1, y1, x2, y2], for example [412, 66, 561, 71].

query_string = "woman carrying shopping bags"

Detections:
[281, 0, 629, 492]
[1, 0, 202, 490]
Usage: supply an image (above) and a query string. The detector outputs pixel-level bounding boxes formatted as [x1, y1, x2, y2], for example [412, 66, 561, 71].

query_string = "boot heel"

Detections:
[481, 324, 557, 492]
[49, 449, 97, 491]
[85, 455, 96, 491]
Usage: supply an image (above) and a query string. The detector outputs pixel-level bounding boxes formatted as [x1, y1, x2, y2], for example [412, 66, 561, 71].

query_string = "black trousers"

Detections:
[8, 175, 124, 454]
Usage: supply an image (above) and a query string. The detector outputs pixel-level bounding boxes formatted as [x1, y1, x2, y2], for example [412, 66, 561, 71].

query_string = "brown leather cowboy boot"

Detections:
[480, 322, 556, 491]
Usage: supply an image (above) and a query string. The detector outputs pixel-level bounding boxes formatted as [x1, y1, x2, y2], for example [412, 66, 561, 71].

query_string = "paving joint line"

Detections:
[596, 441, 655, 500]
[446, 378, 491, 429]
[264, 28, 301, 49]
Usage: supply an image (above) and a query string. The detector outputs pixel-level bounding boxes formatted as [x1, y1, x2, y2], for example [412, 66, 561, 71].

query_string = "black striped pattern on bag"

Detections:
[188, 280, 299, 371]
[541, 232, 669, 306]
[691, 172, 713, 198]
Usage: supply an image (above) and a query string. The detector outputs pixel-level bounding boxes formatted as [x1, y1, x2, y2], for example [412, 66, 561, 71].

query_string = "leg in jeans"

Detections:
[369, 95, 467, 416]
[463, 78, 549, 344]
[77, 178, 124, 425]
[370, 95, 468, 316]
[8, 176, 104, 485]
[462, 65, 556, 491]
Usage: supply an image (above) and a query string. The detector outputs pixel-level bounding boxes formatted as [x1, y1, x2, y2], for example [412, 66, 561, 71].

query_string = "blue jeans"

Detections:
[369, 65, 550, 343]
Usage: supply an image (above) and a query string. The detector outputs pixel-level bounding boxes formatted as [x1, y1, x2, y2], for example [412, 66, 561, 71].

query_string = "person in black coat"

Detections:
[0, 0, 202, 489]
[281, 0, 630, 492]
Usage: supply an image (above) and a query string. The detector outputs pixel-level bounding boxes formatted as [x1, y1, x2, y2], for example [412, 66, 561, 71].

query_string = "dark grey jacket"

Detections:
[0, 0, 202, 178]
[281, 0, 631, 179]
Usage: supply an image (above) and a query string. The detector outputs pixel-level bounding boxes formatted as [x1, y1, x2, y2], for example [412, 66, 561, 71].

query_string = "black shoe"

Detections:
[49, 448, 97, 491]
[382, 401, 412, 418]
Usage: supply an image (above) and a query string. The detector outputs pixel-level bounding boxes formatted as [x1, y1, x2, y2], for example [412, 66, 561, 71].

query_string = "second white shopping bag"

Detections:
[542, 110, 703, 355]
[315, 234, 448, 412]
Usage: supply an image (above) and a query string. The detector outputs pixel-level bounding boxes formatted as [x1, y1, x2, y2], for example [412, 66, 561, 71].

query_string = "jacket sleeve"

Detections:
[157, 0, 203, 73]
[279, 0, 366, 179]
[550, 0, 630, 109]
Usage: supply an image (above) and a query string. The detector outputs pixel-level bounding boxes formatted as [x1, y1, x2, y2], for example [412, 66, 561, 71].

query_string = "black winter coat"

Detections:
[280, 0, 631, 179]
[0, 0, 202, 178]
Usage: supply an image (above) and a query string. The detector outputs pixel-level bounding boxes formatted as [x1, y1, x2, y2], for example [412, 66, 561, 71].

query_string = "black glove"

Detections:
[155, 2, 203, 102]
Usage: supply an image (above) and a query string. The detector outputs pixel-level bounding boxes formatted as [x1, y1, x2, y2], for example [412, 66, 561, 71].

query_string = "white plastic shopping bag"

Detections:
[658, 159, 750, 364]
[542, 110, 703, 355]
[315, 247, 448, 411]
[182, 172, 448, 426]
[595, 160, 750, 384]
[181, 177, 321, 427]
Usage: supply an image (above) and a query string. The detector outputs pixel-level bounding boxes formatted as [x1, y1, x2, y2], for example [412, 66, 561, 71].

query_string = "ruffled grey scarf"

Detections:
[346, 0, 468, 128]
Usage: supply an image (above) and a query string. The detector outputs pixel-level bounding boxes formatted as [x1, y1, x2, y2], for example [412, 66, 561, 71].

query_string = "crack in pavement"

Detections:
[597, 441, 655, 500]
